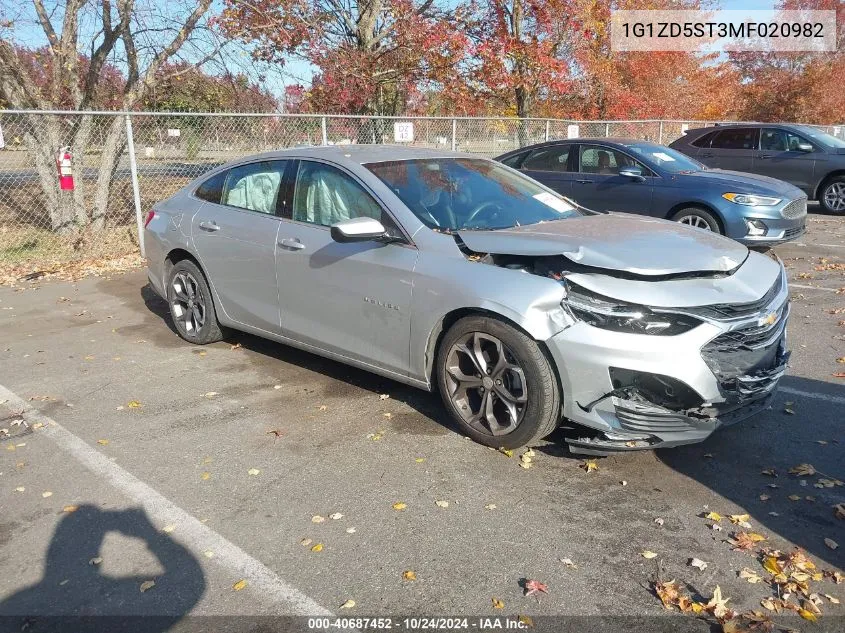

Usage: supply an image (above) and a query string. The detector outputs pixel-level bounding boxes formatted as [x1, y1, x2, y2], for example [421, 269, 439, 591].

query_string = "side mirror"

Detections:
[330, 217, 387, 243]
[796, 142, 814, 153]
[619, 166, 645, 181]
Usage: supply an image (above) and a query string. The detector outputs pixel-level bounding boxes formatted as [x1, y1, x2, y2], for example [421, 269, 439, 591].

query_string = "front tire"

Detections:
[436, 315, 560, 449]
[670, 207, 722, 233]
[167, 259, 223, 345]
[820, 176, 845, 214]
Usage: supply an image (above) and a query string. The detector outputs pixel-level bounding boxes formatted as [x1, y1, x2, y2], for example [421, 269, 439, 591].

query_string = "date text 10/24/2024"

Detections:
[308, 617, 532, 630]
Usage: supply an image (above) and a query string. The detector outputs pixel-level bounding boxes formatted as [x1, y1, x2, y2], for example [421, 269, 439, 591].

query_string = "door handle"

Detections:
[758, 154, 772, 160]
[700, 153, 713, 158]
[575, 179, 593, 184]
[278, 237, 305, 250]
[198, 221, 220, 232]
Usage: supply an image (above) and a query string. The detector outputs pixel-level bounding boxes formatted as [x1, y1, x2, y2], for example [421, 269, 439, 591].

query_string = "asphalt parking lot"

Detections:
[1, 210, 844, 632]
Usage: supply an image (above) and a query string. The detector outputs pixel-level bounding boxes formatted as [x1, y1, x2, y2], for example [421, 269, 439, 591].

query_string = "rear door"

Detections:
[518, 144, 576, 197]
[754, 128, 817, 194]
[570, 144, 654, 214]
[191, 160, 289, 333]
[704, 128, 758, 172]
[274, 159, 417, 376]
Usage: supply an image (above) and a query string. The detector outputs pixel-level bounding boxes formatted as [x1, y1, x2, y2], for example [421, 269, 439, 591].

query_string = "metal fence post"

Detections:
[658, 121, 664, 144]
[544, 120, 550, 142]
[605, 123, 610, 137]
[451, 119, 457, 152]
[125, 114, 145, 258]
[321, 117, 328, 146]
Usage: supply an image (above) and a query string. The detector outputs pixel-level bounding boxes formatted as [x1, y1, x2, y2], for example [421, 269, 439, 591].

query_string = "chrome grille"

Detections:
[781, 198, 807, 220]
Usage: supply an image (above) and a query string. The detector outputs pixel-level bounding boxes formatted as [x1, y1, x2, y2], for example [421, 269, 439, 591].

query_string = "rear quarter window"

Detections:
[690, 131, 716, 148]
[194, 171, 226, 204]
[500, 152, 528, 168]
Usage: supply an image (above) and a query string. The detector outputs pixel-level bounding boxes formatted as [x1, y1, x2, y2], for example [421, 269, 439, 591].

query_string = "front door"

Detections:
[519, 143, 576, 198]
[754, 128, 818, 195]
[274, 159, 417, 377]
[191, 160, 288, 333]
[704, 127, 758, 172]
[571, 144, 654, 214]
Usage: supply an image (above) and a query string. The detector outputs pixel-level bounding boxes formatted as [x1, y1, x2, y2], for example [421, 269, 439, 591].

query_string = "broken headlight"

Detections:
[561, 281, 701, 335]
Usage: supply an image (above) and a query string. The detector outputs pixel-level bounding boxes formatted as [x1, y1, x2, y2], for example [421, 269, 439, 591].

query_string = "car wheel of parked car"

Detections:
[436, 315, 560, 449]
[820, 177, 845, 214]
[167, 259, 223, 345]
[671, 207, 721, 233]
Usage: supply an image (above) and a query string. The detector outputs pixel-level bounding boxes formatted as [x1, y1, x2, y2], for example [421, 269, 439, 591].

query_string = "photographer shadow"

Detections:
[0, 505, 205, 632]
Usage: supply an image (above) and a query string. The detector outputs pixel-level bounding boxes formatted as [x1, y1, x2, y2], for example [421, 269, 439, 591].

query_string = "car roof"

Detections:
[496, 138, 660, 158]
[242, 144, 484, 167]
[684, 123, 811, 134]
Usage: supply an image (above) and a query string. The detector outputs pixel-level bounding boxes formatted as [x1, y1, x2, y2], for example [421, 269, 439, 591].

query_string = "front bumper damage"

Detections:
[545, 277, 790, 455]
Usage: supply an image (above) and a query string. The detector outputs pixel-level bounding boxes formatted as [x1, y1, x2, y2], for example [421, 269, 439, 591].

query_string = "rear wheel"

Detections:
[167, 259, 223, 345]
[671, 207, 722, 233]
[820, 176, 845, 214]
[436, 315, 560, 449]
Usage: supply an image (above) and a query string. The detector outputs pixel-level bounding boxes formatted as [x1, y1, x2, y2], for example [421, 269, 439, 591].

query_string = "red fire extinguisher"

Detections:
[56, 146, 74, 191]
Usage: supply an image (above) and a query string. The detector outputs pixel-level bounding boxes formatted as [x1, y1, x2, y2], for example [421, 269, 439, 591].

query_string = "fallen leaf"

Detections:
[654, 518, 665, 526]
[392, 502, 406, 511]
[789, 463, 816, 476]
[485, 504, 497, 510]
[403, 570, 417, 581]
[498, 448, 513, 458]
[580, 460, 598, 473]
[312, 515, 325, 523]
[491, 598, 504, 609]
[414, 458, 425, 463]
[763, 556, 783, 575]
[204, 392, 218, 398]
[705, 511, 722, 522]
[329, 512, 343, 520]
[311, 543, 323, 552]
[248, 468, 260, 476]
[97, 439, 109, 445]
[739, 568, 763, 584]
[797, 608, 817, 622]
[42, 491, 52, 498]
[139, 580, 155, 593]
[62, 505, 78, 513]
[518, 615, 533, 627]
[824, 538, 838, 550]
[728, 532, 766, 551]
[300, 538, 312, 546]
[559, 558, 577, 569]
[378, 394, 390, 400]
[89, 557, 103, 566]
[127, 401, 142, 408]
[201, 472, 211, 481]
[203, 550, 214, 558]
[161, 524, 176, 533]
[519, 461, 531, 469]
[232, 579, 247, 591]
[759, 495, 770, 501]
[523, 579, 548, 597]
[340, 599, 355, 609]
[435, 500, 449, 508]
[729, 513, 750, 524]
[835, 503, 845, 520]
[654, 580, 682, 610]
[761, 468, 777, 477]
[788, 495, 802, 501]
[641, 550, 658, 559]
[318, 405, 327, 411]
[689, 558, 708, 571]
[14, 486, 24, 492]
[346, 527, 356, 534]
[230, 343, 242, 351]
[705, 585, 731, 619]
[824, 594, 840, 604]
[834, 372, 845, 378]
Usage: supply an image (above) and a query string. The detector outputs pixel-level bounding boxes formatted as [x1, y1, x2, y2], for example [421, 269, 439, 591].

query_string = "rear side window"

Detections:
[221, 161, 286, 215]
[711, 128, 758, 150]
[194, 171, 226, 204]
[521, 145, 572, 172]
[500, 152, 527, 168]
[690, 131, 716, 148]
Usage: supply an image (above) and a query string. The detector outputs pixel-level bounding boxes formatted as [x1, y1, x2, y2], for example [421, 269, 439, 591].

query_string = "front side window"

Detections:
[579, 145, 642, 175]
[293, 161, 391, 229]
[365, 158, 582, 232]
[521, 145, 572, 172]
[711, 128, 758, 150]
[221, 161, 285, 214]
[760, 128, 812, 152]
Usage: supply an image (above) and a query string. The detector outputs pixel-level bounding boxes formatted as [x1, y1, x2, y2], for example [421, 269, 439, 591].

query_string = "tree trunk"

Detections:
[90, 115, 127, 231]
[515, 86, 530, 147]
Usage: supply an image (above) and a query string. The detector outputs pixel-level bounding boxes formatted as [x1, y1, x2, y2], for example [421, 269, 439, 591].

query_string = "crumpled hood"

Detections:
[457, 214, 748, 277]
[675, 169, 804, 197]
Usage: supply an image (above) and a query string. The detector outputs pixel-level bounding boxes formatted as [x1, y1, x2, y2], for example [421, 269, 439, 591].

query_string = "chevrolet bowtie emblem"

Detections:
[759, 311, 778, 327]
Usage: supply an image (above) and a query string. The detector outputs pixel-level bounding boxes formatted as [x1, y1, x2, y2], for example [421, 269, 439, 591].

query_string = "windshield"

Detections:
[622, 142, 706, 173]
[365, 158, 581, 231]
[795, 126, 845, 149]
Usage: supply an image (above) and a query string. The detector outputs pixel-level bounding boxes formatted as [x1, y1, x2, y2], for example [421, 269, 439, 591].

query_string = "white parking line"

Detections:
[790, 283, 839, 292]
[779, 386, 845, 406]
[0, 383, 331, 617]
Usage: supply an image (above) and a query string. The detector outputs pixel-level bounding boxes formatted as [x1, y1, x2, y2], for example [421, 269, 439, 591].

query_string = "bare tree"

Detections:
[0, 0, 215, 234]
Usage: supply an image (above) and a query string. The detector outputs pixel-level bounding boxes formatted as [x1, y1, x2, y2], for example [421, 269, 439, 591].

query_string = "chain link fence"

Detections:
[1, 110, 843, 275]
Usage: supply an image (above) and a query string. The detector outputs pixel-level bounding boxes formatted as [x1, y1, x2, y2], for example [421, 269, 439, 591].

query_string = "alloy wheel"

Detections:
[677, 214, 712, 230]
[823, 182, 845, 212]
[444, 332, 528, 436]
[171, 272, 206, 335]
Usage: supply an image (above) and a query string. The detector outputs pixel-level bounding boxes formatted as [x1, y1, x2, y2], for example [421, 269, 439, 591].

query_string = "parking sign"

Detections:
[394, 122, 414, 143]
[567, 124, 579, 139]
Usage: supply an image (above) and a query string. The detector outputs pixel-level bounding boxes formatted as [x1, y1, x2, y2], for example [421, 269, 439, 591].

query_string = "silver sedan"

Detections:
[145, 146, 789, 454]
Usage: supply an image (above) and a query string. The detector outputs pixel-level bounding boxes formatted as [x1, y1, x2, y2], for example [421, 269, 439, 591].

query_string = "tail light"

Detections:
[144, 210, 156, 229]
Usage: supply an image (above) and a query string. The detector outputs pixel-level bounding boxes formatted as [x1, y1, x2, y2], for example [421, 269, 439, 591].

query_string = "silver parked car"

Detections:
[145, 146, 789, 454]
